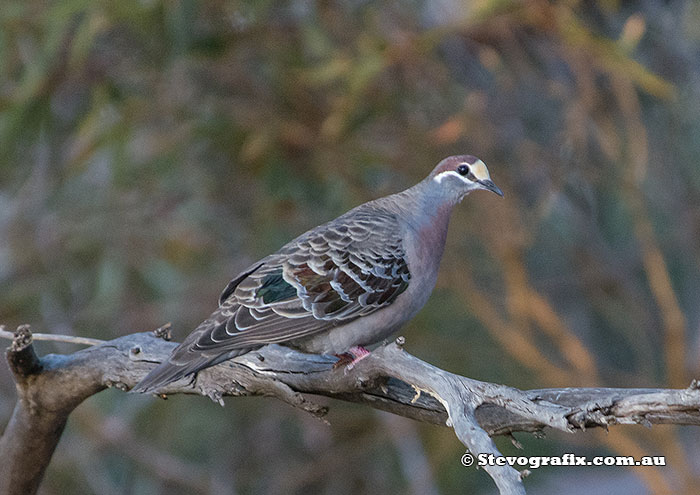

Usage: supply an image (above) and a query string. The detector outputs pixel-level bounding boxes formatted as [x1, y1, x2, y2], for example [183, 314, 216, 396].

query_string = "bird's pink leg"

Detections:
[333, 346, 371, 370]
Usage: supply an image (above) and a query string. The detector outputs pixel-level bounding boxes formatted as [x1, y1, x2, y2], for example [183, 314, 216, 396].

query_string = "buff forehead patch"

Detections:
[466, 159, 489, 180]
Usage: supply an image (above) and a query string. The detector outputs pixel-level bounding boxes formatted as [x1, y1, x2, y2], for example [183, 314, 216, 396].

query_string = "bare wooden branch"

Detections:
[2, 325, 700, 495]
[0, 325, 105, 347]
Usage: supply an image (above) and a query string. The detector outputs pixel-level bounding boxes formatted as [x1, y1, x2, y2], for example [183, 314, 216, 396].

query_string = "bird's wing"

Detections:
[181, 209, 411, 357]
[132, 208, 413, 392]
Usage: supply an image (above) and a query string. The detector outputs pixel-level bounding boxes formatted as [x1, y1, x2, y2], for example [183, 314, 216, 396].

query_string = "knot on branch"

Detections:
[10, 325, 33, 352]
[6, 325, 42, 378]
[152, 323, 172, 341]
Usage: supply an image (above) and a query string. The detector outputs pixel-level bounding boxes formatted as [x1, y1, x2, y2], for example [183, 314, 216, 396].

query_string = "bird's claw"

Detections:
[333, 346, 371, 371]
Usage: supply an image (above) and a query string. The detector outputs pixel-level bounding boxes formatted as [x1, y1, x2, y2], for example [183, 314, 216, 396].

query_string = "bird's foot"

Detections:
[333, 346, 371, 371]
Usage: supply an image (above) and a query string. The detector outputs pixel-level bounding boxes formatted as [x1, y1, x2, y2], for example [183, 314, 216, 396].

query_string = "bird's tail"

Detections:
[131, 356, 212, 394]
[132, 313, 254, 394]
[132, 316, 237, 394]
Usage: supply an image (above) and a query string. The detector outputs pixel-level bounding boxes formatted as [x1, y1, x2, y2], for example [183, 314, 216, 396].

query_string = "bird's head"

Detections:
[428, 155, 503, 202]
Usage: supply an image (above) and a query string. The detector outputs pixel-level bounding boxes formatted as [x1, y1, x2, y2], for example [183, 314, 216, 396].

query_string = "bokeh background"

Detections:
[1, 0, 700, 493]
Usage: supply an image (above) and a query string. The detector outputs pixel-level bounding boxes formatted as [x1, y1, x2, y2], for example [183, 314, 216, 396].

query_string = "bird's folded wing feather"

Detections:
[170, 210, 411, 363]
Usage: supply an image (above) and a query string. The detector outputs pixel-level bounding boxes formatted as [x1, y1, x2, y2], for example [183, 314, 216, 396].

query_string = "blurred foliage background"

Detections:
[1, 0, 700, 493]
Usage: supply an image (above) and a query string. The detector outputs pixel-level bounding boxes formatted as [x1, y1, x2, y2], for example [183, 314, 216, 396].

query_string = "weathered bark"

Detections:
[2, 325, 700, 495]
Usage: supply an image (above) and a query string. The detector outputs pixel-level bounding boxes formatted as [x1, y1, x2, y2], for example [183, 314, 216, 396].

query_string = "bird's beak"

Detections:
[478, 179, 504, 197]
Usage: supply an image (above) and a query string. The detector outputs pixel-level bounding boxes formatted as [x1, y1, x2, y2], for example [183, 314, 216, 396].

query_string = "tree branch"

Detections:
[2, 325, 700, 495]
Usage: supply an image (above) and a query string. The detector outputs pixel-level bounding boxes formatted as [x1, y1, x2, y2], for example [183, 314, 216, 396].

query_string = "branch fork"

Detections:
[2, 325, 700, 495]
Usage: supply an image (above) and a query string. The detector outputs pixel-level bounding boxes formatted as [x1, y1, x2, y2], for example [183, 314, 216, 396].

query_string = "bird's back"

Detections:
[132, 200, 415, 392]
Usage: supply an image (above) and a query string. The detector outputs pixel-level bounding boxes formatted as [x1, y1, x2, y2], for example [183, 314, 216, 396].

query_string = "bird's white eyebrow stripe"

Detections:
[433, 170, 471, 184]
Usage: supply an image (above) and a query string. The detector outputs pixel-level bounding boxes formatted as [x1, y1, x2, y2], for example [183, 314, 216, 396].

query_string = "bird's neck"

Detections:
[387, 181, 456, 253]
[409, 178, 459, 220]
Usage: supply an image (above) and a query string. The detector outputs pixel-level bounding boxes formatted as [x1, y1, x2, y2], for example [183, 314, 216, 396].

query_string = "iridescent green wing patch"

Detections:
[256, 271, 297, 304]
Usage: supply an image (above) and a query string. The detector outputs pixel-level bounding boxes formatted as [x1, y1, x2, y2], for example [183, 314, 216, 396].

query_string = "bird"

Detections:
[132, 155, 503, 393]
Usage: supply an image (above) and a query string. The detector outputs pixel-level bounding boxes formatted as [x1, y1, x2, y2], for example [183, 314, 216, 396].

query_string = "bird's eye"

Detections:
[457, 164, 470, 176]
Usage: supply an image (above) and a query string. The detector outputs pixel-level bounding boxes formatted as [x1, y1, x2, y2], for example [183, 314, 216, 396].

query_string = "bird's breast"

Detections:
[406, 207, 451, 286]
